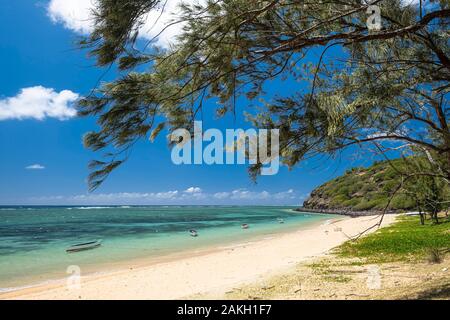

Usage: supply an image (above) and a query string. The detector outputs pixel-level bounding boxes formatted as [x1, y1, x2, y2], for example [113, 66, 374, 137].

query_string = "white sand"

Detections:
[1, 215, 397, 300]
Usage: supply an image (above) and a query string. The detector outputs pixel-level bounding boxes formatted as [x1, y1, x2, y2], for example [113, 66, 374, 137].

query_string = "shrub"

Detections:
[427, 248, 444, 264]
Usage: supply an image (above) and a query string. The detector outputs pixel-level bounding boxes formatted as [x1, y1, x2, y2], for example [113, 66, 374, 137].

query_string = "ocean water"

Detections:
[0, 206, 331, 291]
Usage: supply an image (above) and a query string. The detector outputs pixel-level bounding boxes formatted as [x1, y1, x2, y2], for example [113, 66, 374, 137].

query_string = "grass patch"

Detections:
[323, 275, 352, 283]
[308, 262, 333, 275]
[337, 215, 450, 263]
[308, 261, 354, 283]
[427, 248, 445, 264]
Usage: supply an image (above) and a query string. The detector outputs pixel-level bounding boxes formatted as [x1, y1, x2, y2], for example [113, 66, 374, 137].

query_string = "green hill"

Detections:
[303, 159, 420, 212]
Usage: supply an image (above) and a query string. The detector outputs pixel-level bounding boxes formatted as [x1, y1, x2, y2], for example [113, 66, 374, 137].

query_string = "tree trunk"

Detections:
[417, 201, 425, 225]
[419, 209, 425, 226]
[432, 209, 439, 224]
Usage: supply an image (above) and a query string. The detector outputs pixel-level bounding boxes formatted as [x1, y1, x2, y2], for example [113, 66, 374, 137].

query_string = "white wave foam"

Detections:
[66, 207, 115, 210]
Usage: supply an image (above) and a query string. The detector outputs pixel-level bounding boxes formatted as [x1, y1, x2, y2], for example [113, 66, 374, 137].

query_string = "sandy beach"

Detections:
[1, 214, 397, 300]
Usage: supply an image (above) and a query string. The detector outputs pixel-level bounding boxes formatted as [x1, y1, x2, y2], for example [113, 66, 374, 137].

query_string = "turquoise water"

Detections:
[0, 206, 331, 290]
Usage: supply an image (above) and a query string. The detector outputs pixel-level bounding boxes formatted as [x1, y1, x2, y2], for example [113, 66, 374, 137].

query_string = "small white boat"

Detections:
[190, 230, 198, 237]
[405, 212, 421, 216]
[66, 240, 102, 253]
[277, 218, 285, 224]
[242, 224, 249, 230]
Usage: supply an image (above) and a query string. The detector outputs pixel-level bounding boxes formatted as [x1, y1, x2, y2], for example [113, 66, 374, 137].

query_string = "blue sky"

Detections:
[0, 0, 374, 205]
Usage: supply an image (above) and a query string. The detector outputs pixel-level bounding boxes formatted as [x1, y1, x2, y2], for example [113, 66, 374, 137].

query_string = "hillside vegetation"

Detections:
[303, 159, 448, 212]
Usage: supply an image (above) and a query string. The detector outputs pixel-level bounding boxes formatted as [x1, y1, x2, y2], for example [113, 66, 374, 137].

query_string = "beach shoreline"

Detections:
[1, 214, 397, 300]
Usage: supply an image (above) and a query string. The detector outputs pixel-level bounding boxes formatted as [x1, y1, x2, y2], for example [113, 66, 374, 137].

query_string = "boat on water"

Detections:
[66, 240, 102, 253]
[277, 218, 285, 224]
[189, 229, 198, 237]
[241, 224, 250, 230]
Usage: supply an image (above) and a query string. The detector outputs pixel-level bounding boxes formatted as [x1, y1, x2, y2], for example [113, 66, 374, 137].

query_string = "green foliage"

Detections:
[402, 154, 450, 219]
[338, 216, 450, 263]
[81, 0, 160, 67]
[78, 0, 450, 190]
[390, 195, 416, 210]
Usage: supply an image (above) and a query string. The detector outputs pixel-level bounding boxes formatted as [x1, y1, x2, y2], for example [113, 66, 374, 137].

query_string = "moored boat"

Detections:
[66, 240, 102, 253]
[241, 224, 249, 229]
[189, 229, 198, 237]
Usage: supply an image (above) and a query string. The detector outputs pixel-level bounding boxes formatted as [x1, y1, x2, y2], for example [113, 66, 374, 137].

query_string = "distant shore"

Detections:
[295, 207, 398, 217]
[1, 215, 397, 300]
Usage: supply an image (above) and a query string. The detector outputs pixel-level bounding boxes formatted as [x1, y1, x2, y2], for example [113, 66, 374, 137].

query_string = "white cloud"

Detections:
[26, 164, 46, 170]
[229, 189, 270, 200]
[0, 86, 78, 121]
[47, 0, 201, 48]
[184, 187, 202, 194]
[47, 0, 95, 34]
[273, 189, 296, 200]
[218, 188, 299, 201]
[29, 188, 302, 205]
[401, 0, 420, 5]
[70, 191, 180, 202]
[213, 192, 230, 200]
